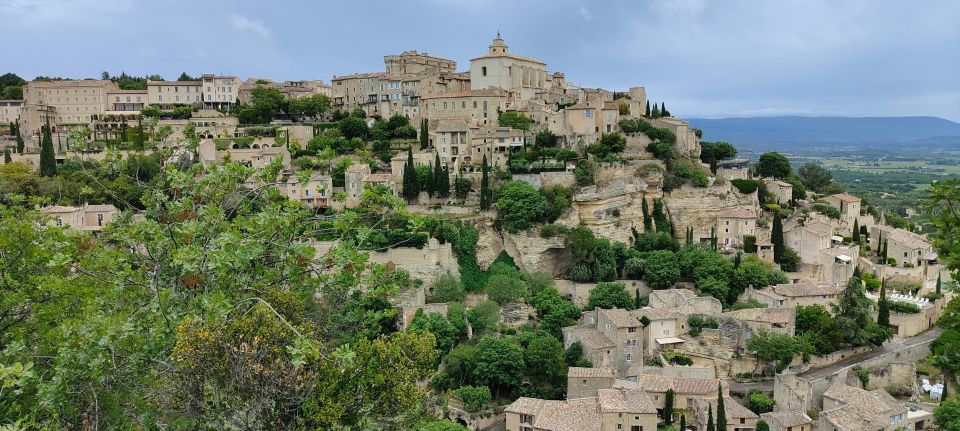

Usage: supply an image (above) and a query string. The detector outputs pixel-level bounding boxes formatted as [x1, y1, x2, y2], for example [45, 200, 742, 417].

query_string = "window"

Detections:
[97, 214, 104, 226]
[740, 418, 745, 424]
[628, 327, 637, 333]
[626, 353, 632, 362]
[584, 109, 593, 118]
[482, 66, 487, 76]
[631, 426, 642, 431]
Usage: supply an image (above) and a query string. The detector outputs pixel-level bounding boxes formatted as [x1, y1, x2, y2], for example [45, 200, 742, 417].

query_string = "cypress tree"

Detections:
[480, 154, 491, 210]
[852, 219, 860, 243]
[882, 239, 889, 263]
[39, 115, 57, 177]
[661, 102, 668, 117]
[859, 224, 868, 241]
[635, 288, 641, 309]
[711, 226, 718, 250]
[772, 213, 784, 264]
[431, 153, 443, 197]
[715, 384, 726, 431]
[14, 120, 24, 153]
[420, 118, 429, 150]
[641, 195, 652, 231]
[679, 413, 686, 431]
[853, 265, 862, 279]
[734, 252, 742, 269]
[756, 419, 769, 431]
[878, 280, 890, 328]
[3, 147, 10, 163]
[439, 165, 450, 198]
[706, 404, 715, 431]
[645, 100, 651, 117]
[664, 388, 675, 425]
[651, 103, 661, 118]
[937, 273, 942, 295]
[402, 147, 418, 200]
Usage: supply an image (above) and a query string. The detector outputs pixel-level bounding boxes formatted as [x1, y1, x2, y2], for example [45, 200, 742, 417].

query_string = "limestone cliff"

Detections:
[663, 181, 759, 241]
[570, 161, 664, 243]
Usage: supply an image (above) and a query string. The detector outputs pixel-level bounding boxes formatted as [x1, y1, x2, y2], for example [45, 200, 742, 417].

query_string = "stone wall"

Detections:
[556, 279, 650, 307]
[512, 172, 576, 189]
[313, 238, 457, 285]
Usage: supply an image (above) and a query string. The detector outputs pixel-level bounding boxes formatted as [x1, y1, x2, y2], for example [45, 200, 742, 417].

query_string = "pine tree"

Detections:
[664, 388, 675, 424]
[420, 118, 429, 150]
[937, 272, 942, 295]
[39, 114, 57, 177]
[14, 120, 24, 153]
[645, 100, 651, 117]
[734, 252, 742, 269]
[715, 384, 727, 431]
[852, 219, 860, 243]
[679, 413, 686, 431]
[772, 213, 784, 264]
[3, 147, 10, 163]
[706, 404, 715, 431]
[480, 154, 491, 210]
[878, 279, 890, 328]
[402, 147, 418, 201]
[641, 195, 652, 231]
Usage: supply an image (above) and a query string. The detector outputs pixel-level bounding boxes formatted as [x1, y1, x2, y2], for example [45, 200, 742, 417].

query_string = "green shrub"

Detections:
[746, 390, 776, 414]
[887, 300, 920, 314]
[730, 298, 767, 311]
[688, 314, 719, 337]
[731, 179, 759, 194]
[540, 223, 570, 238]
[664, 351, 693, 366]
[453, 386, 491, 413]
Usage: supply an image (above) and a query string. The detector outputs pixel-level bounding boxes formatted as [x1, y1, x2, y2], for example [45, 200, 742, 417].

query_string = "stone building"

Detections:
[740, 281, 843, 310]
[42, 204, 119, 231]
[277, 173, 333, 209]
[105, 89, 147, 112]
[869, 225, 935, 269]
[200, 75, 240, 110]
[562, 308, 645, 379]
[469, 33, 548, 103]
[636, 374, 722, 421]
[823, 193, 862, 229]
[147, 80, 202, 108]
[759, 411, 812, 431]
[690, 396, 759, 431]
[819, 383, 931, 431]
[505, 384, 658, 431]
[647, 116, 701, 158]
[20, 79, 119, 142]
[763, 179, 793, 205]
[716, 207, 756, 249]
[0, 100, 22, 125]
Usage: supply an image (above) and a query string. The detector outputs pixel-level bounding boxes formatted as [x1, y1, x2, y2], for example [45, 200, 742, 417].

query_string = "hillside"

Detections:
[688, 116, 960, 151]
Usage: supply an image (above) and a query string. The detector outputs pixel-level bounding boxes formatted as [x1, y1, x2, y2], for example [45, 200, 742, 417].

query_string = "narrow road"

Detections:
[799, 327, 943, 380]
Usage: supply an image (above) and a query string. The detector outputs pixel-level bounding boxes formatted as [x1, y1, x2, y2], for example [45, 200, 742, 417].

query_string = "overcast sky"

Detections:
[2, 0, 958, 121]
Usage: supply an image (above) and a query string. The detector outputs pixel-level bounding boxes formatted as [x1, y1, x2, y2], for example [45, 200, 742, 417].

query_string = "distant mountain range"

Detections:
[686, 116, 960, 151]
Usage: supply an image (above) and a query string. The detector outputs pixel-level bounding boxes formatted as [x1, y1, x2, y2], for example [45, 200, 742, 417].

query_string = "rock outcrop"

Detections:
[571, 161, 664, 243]
[663, 182, 758, 241]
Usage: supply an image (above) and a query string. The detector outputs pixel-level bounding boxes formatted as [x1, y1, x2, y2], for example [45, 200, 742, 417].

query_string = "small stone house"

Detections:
[690, 396, 759, 431]
[764, 179, 793, 205]
[740, 282, 843, 309]
[823, 193, 861, 229]
[505, 380, 658, 431]
[635, 374, 722, 421]
[42, 204, 119, 231]
[819, 383, 931, 431]
[563, 308, 646, 379]
[759, 411, 813, 431]
[716, 207, 757, 249]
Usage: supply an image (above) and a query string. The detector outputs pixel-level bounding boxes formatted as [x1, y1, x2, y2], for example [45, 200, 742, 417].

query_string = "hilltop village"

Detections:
[0, 36, 955, 431]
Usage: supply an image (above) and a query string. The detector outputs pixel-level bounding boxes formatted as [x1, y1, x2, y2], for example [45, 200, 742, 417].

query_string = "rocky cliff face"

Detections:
[664, 182, 758, 241]
[474, 219, 570, 277]
[570, 161, 665, 243]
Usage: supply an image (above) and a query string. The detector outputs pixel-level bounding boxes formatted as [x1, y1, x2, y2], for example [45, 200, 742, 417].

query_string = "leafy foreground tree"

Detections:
[0, 161, 441, 429]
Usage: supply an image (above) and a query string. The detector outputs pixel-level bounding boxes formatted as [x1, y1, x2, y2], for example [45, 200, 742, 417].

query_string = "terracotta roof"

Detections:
[470, 51, 546, 65]
[42, 205, 79, 213]
[597, 388, 657, 414]
[568, 367, 615, 379]
[566, 327, 615, 350]
[691, 396, 758, 425]
[147, 80, 200, 86]
[331, 72, 385, 81]
[29, 79, 115, 88]
[532, 398, 601, 431]
[765, 179, 792, 188]
[433, 119, 469, 132]
[637, 374, 718, 395]
[505, 396, 545, 416]
[800, 220, 835, 237]
[364, 173, 394, 183]
[829, 193, 861, 203]
[760, 411, 812, 429]
[717, 207, 756, 219]
[772, 282, 842, 298]
[83, 204, 118, 212]
[877, 226, 930, 250]
[635, 307, 680, 321]
[600, 309, 642, 327]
